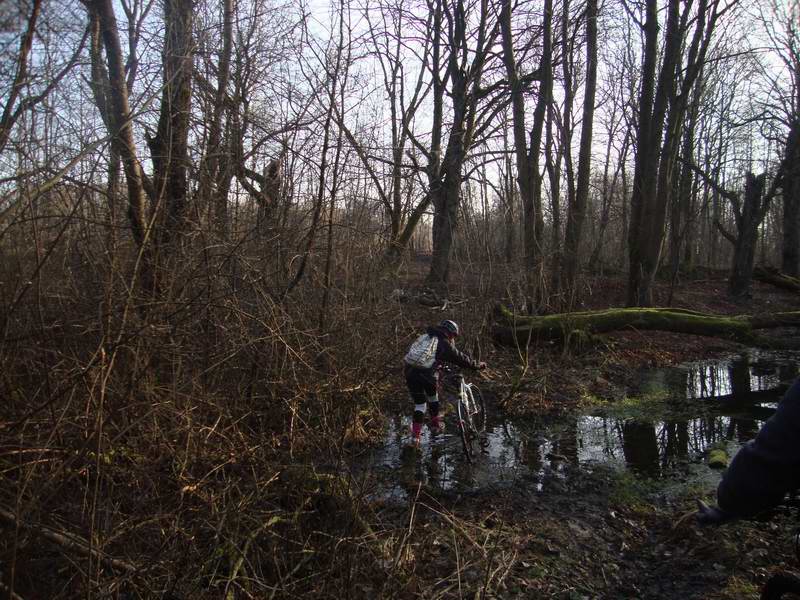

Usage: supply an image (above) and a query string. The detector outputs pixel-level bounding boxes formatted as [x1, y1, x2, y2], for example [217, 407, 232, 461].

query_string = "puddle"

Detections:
[354, 350, 800, 503]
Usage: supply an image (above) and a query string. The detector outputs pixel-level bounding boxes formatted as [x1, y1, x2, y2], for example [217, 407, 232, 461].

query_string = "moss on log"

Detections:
[493, 304, 800, 349]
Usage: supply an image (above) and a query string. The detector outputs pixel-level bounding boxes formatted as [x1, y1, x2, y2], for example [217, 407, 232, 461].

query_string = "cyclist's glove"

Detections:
[695, 500, 734, 526]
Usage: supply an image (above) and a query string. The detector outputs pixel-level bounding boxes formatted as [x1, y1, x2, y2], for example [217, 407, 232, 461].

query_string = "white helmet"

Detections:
[439, 319, 459, 337]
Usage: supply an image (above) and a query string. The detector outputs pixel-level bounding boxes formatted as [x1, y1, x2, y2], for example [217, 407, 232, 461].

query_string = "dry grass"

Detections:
[0, 214, 534, 599]
[3, 209, 800, 598]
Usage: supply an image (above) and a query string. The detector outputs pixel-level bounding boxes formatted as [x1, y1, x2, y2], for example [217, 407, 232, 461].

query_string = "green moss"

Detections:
[496, 305, 762, 344]
[707, 448, 729, 469]
[718, 575, 760, 599]
[607, 470, 658, 510]
[578, 392, 606, 409]
[593, 389, 672, 421]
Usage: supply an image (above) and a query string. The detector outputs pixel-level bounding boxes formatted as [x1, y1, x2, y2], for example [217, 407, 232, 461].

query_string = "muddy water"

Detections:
[359, 351, 800, 502]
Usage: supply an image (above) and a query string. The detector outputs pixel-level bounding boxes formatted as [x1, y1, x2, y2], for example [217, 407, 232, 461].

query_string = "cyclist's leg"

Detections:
[428, 393, 442, 431]
[421, 372, 441, 431]
[404, 366, 428, 441]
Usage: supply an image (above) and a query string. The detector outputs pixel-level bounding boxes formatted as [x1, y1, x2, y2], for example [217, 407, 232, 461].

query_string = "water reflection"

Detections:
[360, 351, 800, 501]
[686, 351, 798, 399]
[622, 421, 660, 476]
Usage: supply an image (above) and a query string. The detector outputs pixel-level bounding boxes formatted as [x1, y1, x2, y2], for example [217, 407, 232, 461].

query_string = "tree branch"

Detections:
[0, 506, 137, 574]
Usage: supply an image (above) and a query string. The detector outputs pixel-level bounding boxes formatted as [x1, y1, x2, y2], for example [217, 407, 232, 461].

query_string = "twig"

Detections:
[392, 483, 422, 568]
[0, 506, 137, 573]
[422, 503, 487, 556]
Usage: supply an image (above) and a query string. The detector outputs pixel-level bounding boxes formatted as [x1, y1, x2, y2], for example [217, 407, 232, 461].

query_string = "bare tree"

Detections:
[0, 1, 88, 156]
[588, 54, 632, 273]
[84, 0, 150, 249]
[560, 0, 598, 305]
[338, 0, 434, 262]
[759, 1, 800, 276]
[416, 0, 503, 287]
[196, 0, 234, 238]
[147, 0, 194, 250]
[499, 0, 551, 306]
[626, 0, 730, 306]
[692, 169, 781, 296]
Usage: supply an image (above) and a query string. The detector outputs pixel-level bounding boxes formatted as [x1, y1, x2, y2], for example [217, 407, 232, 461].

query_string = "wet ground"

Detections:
[351, 349, 800, 599]
[358, 349, 799, 503]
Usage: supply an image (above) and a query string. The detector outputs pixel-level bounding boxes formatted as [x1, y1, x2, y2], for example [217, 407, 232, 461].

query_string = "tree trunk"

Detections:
[669, 83, 701, 282]
[553, 0, 575, 300]
[546, 98, 562, 293]
[626, 0, 661, 307]
[561, 0, 598, 303]
[87, 1, 150, 247]
[627, 0, 720, 306]
[148, 0, 194, 248]
[528, 0, 551, 298]
[781, 120, 800, 277]
[754, 266, 800, 293]
[425, 0, 494, 287]
[499, 0, 551, 303]
[198, 0, 234, 239]
[428, 163, 462, 286]
[728, 174, 767, 296]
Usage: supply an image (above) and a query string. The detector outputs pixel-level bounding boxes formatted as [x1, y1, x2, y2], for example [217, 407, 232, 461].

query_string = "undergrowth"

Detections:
[0, 229, 518, 599]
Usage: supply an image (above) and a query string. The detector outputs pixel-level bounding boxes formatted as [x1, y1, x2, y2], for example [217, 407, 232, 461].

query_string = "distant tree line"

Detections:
[0, 0, 798, 313]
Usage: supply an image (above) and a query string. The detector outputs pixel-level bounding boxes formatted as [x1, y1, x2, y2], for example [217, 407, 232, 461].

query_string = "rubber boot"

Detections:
[411, 421, 423, 444]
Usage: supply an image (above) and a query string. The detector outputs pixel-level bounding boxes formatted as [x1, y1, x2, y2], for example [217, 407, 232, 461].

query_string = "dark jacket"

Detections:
[717, 377, 800, 518]
[408, 325, 481, 372]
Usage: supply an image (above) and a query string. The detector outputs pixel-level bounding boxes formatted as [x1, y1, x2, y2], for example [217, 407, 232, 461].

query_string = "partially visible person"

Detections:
[697, 377, 800, 525]
[403, 319, 486, 444]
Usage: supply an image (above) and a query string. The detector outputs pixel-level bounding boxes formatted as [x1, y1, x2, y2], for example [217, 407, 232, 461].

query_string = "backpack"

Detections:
[404, 333, 439, 369]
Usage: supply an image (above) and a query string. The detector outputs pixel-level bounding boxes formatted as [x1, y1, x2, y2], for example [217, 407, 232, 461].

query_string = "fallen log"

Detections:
[753, 266, 800, 293]
[492, 304, 800, 349]
[389, 287, 467, 311]
[697, 387, 788, 406]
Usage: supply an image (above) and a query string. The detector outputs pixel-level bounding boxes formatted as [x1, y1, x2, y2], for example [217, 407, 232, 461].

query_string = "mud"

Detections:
[365, 349, 800, 599]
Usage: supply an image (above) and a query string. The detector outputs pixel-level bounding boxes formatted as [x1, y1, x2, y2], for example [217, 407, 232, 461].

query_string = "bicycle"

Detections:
[438, 366, 487, 463]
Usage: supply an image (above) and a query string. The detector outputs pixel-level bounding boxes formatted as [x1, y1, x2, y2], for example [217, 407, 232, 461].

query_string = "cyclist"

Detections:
[403, 319, 486, 444]
[697, 377, 800, 525]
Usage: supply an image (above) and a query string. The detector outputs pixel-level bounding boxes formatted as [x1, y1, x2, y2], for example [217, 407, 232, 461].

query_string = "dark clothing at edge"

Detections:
[717, 377, 800, 518]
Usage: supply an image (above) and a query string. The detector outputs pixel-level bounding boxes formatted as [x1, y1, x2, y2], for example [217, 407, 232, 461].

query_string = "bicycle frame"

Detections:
[437, 368, 467, 410]
[437, 367, 485, 461]
[457, 380, 481, 426]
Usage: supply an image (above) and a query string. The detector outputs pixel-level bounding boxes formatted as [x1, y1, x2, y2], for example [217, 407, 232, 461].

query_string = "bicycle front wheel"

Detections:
[467, 384, 486, 433]
[456, 396, 474, 462]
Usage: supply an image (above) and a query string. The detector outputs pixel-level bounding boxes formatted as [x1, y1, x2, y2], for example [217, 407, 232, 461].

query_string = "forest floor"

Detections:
[7, 264, 799, 599]
[371, 267, 800, 600]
